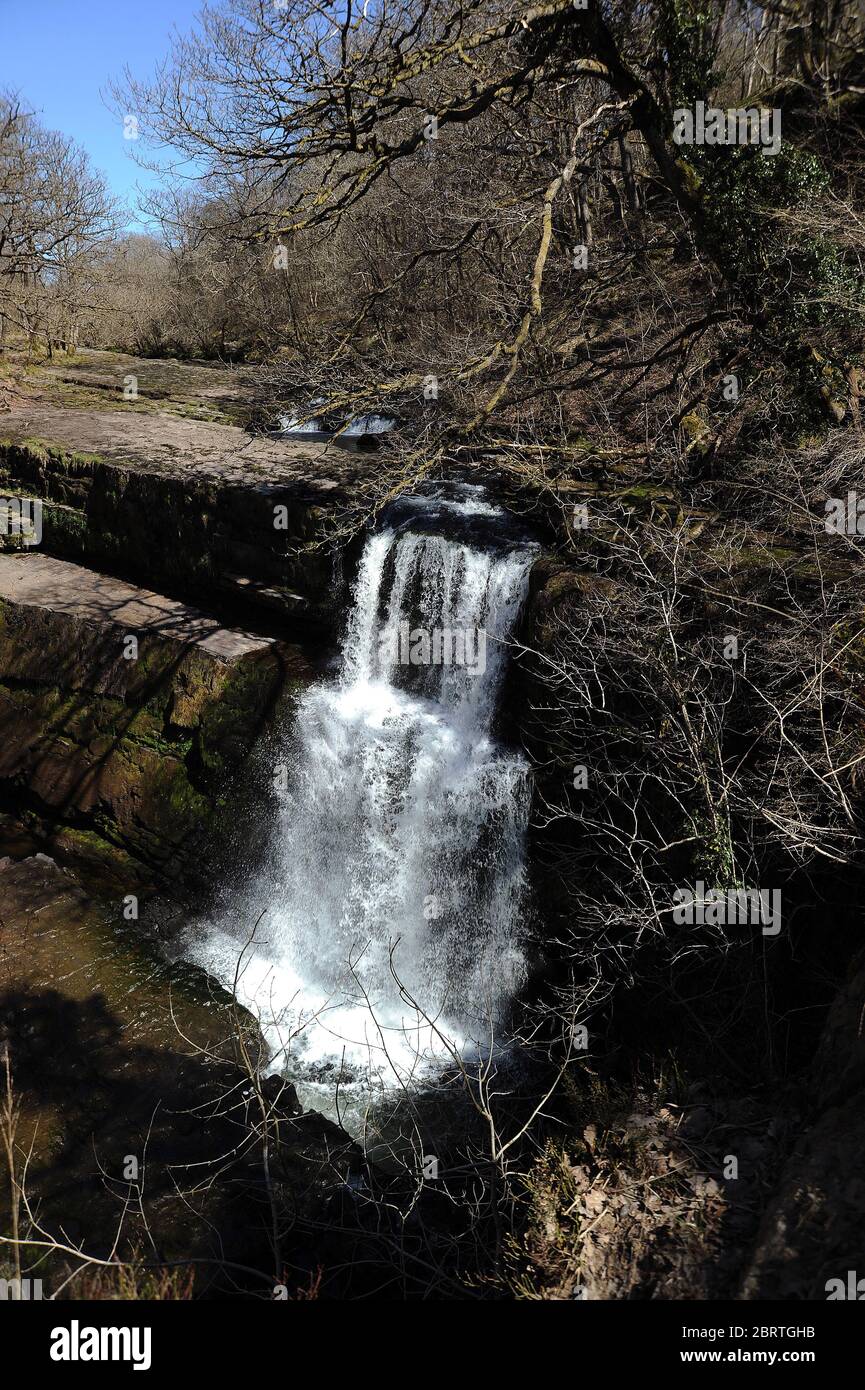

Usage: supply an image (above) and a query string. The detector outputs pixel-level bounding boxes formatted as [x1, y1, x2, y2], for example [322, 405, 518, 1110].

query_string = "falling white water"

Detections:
[186, 489, 536, 1095]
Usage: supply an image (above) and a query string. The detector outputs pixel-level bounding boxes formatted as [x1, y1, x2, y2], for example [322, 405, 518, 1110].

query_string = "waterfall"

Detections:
[186, 486, 536, 1093]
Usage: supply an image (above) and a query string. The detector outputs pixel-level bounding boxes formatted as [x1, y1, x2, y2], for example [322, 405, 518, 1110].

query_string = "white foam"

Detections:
[185, 506, 535, 1092]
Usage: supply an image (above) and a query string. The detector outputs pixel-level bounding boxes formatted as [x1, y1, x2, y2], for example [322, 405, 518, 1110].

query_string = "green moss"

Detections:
[680, 411, 711, 442]
[4, 437, 104, 470]
[0, 650, 276, 879]
[24, 819, 148, 891]
[196, 657, 279, 778]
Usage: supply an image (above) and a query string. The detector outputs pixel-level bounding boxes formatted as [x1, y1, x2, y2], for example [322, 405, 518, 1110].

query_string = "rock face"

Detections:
[740, 950, 865, 1300]
[0, 408, 372, 629]
[0, 552, 310, 884]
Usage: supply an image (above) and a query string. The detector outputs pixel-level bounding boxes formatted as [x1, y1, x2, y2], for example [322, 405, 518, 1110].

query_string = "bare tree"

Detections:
[0, 94, 116, 357]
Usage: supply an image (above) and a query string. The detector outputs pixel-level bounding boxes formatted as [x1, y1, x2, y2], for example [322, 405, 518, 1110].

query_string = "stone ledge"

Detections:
[0, 408, 372, 627]
[0, 404, 363, 491]
[0, 554, 309, 882]
[0, 552, 275, 663]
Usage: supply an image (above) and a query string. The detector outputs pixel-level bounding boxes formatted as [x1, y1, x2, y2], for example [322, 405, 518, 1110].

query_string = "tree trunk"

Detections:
[619, 136, 640, 216]
[578, 184, 593, 247]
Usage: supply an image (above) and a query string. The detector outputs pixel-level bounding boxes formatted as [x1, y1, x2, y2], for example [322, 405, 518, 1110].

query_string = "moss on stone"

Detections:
[0, 602, 290, 883]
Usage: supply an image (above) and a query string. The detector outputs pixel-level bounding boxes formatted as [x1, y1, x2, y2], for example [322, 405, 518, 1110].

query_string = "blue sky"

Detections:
[0, 0, 205, 228]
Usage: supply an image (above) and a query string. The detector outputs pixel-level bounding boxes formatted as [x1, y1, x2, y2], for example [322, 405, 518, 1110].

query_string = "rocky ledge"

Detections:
[0, 404, 373, 629]
[0, 552, 311, 884]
